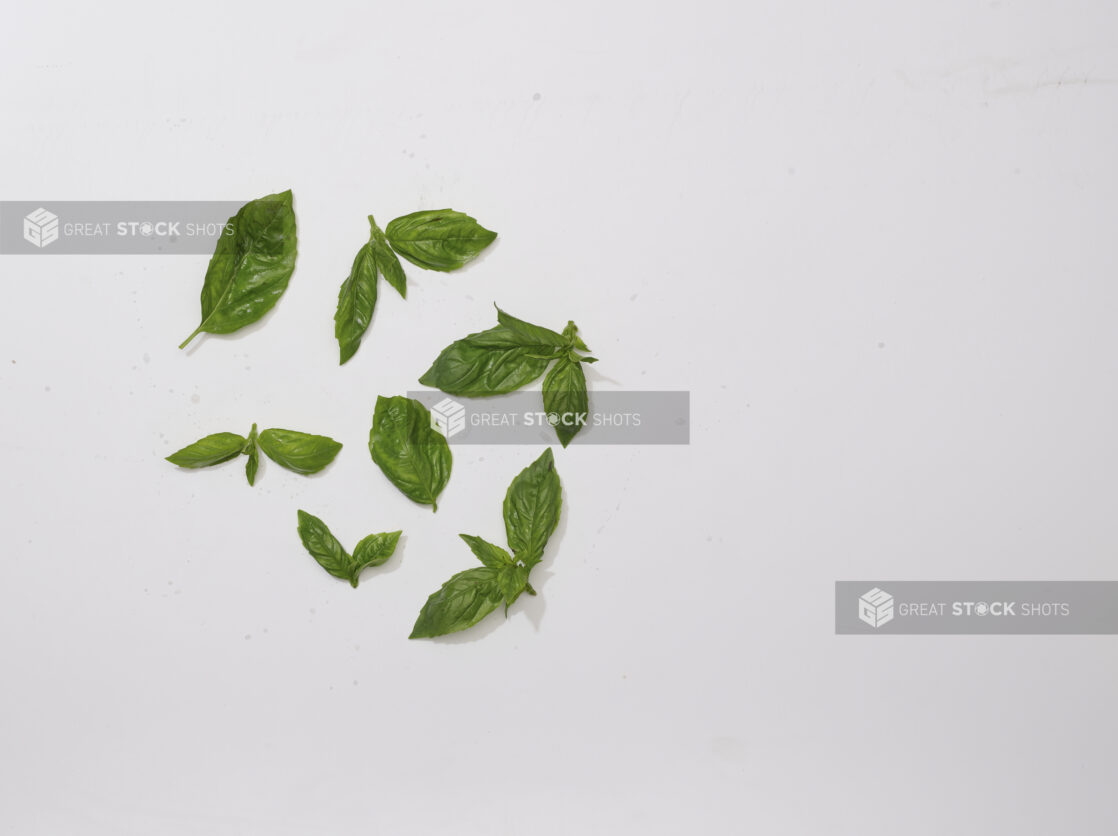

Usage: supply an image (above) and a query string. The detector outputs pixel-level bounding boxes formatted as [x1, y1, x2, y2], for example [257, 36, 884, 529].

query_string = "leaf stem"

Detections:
[179, 326, 203, 350]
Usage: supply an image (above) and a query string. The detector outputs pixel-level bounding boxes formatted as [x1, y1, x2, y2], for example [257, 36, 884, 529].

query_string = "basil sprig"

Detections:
[180, 190, 297, 349]
[167, 424, 342, 484]
[296, 511, 401, 587]
[419, 307, 597, 446]
[334, 209, 496, 365]
[410, 449, 561, 639]
[369, 396, 452, 511]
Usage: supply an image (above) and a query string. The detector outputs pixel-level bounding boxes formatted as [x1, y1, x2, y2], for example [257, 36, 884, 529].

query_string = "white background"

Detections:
[2, 1, 1118, 833]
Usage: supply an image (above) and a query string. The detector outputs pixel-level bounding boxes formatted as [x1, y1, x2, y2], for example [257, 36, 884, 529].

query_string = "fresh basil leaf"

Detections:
[244, 423, 259, 485]
[349, 530, 402, 587]
[296, 510, 350, 583]
[369, 395, 452, 511]
[334, 239, 378, 366]
[495, 307, 567, 348]
[180, 190, 297, 349]
[562, 320, 590, 351]
[385, 209, 496, 272]
[503, 448, 562, 567]
[408, 567, 504, 638]
[418, 328, 553, 396]
[258, 428, 343, 475]
[542, 358, 589, 447]
[370, 214, 407, 298]
[459, 534, 514, 568]
[166, 432, 246, 468]
[496, 563, 530, 612]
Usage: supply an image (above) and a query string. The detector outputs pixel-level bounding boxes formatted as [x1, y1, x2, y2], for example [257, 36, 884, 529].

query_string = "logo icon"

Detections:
[23, 207, 59, 248]
[430, 397, 466, 439]
[858, 587, 894, 628]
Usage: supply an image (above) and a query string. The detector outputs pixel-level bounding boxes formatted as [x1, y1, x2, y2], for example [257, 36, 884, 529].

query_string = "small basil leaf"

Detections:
[503, 448, 562, 567]
[166, 432, 247, 468]
[496, 563, 530, 613]
[542, 357, 589, 447]
[418, 329, 552, 396]
[385, 209, 497, 272]
[334, 240, 378, 365]
[562, 320, 590, 351]
[180, 190, 297, 349]
[370, 214, 407, 298]
[459, 534, 514, 568]
[349, 530, 402, 587]
[244, 423, 259, 486]
[495, 306, 567, 348]
[258, 429, 343, 475]
[408, 567, 504, 638]
[369, 395, 452, 510]
[296, 510, 350, 582]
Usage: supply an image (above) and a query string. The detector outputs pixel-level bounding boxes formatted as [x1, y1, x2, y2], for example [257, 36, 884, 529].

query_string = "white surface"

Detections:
[2, 1, 1118, 833]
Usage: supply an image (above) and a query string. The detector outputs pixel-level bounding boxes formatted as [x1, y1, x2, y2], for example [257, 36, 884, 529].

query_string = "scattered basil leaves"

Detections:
[180, 190, 297, 349]
[410, 449, 561, 639]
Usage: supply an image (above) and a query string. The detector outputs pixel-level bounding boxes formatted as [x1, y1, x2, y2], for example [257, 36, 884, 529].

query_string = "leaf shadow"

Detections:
[582, 364, 622, 387]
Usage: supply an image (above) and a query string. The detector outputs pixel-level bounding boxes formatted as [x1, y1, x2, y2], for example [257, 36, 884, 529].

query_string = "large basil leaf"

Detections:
[503, 448, 562, 567]
[296, 510, 350, 583]
[418, 332, 554, 396]
[385, 209, 496, 272]
[166, 432, 246, 468]
[334, 238, 378, 365]
[243, 423, 259, 485]
[369, 395, 452, 510]
[258, 428, 343, 475]
[459, 534, 514, 568]
[408, 567, 504, 638]
[180, 190, 297, 349]
[542, 358, 589, 447]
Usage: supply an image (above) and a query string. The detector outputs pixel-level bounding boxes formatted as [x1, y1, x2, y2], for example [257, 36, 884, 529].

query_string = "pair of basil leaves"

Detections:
[296, 511, 401, 588]
[177, 190, 497, 361]
[335, 211, 497, 364]
[410, 448, 562, 638]
[166, 424, 342, 485]
[419, 307, 597, 446]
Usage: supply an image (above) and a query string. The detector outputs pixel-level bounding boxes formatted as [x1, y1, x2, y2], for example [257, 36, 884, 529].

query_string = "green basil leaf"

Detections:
[296, 510, 350, 583]
[243, 423, 259, 486]
[418, 327, 553, 396]
[349, 530, 403, 587]
[562, 320, 590, 351]
[369, 395, 452, 510]
[385, 209, 496, 272]
[542, 358, 589, 447]
[370, 214, 407, 298]
[408, 567, 504, 638]
[496, 563, 530, 612]
[258, 428, 343, 475]
[166, 432, 246, 468]
[459, 534, 514, 568]
[503, 448, 562, 567]
[495, 307, 567, 348]
[180, 190, 297, 349]
[334, 240, 378, 366]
